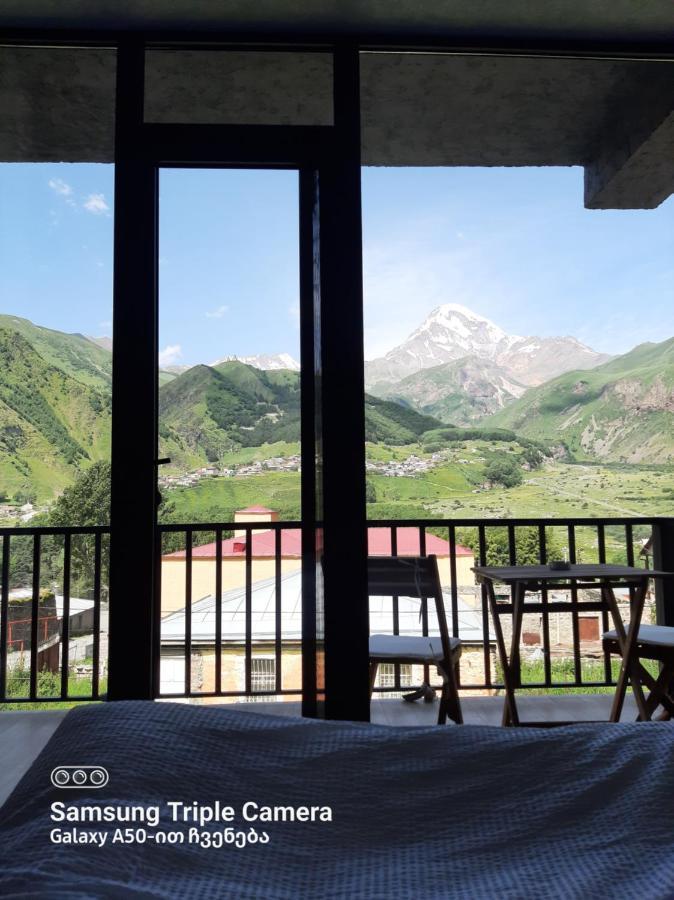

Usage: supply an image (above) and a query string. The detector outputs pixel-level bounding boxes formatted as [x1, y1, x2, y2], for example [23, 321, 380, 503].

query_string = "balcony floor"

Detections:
[0, 694, 642, 808]
[228, 693, 640, 727]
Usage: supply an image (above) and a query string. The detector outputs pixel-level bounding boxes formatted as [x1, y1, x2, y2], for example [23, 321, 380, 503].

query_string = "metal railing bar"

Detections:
[478, 524, 492, 686]
[157, 688, 302, 699]
[156, 521, 303, 534]
[447, 524, 461, 689]
[538, 523, 552, 685]
[0, 695, 102, 704]
[390, 526, 400, 691]
[215, 527, 223, 695]
[184, 529, 192, 696]
[0, 535, 9, 700]
[29, 534, 41, 700]
[245, 527, 252, 695]
[152, 516, 669, 535]
[275, 528, 282, 693]
[0, 526, 110, 536]
[596, 524, 613, 684]
[419, 526, 430, 685]
[60, 533, 71, 700]
[91, 533, 102, 700]
[365, 516, 667, 527]
[567, 524, 582, 684]
[625, 522, 638, 622]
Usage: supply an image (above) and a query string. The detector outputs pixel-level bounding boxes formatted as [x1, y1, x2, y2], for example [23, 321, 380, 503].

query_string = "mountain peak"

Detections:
[210, 353, 300, 372]
[366, 303, 610, 390]
[429, 302, 504, 326]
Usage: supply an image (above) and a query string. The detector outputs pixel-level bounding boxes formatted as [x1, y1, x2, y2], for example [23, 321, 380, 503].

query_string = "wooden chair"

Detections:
[368, 555, 463, 724]
[602, 624, 674, 720]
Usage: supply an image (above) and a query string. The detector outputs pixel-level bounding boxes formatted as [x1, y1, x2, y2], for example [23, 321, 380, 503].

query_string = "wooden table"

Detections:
[473, 563, 673, 726]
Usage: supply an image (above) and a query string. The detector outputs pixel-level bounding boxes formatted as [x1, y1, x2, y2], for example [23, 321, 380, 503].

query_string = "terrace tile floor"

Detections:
[229, 694, 640, 727]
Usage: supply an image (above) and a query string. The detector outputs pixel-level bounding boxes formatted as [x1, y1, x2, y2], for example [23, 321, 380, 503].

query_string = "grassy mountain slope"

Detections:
[372, 356, 526, 425]
[0, 327, 111, 500]
[486, 338, 674, 463]
[158, 361, 444, 469]
[0, 315, 112, 389]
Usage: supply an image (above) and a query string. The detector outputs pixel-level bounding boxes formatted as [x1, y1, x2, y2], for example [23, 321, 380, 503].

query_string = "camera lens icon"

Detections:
[51, 766, 109, 789]
[89, 769, 106, 787]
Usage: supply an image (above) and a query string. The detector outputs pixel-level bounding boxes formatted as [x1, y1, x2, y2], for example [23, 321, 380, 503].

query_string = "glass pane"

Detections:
[157, 168, 302, 703]
[0, 46, 115, 708]
[361, 52, 674, 524]
[360, 51, 674, 711]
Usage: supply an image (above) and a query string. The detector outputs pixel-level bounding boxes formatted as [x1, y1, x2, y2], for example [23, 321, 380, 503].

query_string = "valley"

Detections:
[0, 307, 672, 530]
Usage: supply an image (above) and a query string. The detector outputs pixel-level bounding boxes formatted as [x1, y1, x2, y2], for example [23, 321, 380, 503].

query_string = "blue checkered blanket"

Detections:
[1, 701, 673, 899]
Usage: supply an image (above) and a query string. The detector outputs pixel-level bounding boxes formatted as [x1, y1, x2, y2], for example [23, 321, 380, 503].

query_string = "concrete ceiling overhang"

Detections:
[2, 48, 674, 209]
[1, 0, 674, 43]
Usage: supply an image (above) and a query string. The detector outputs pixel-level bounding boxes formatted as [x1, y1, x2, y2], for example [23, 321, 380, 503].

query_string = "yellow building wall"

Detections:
[161, 643, 491, 699]
[161, 557, 302, 614]
[161, 552, 475, 616]
[187, 645, 303, 696]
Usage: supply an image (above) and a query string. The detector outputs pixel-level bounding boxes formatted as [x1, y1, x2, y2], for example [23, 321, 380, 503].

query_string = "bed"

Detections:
[1, 701, 673, 899]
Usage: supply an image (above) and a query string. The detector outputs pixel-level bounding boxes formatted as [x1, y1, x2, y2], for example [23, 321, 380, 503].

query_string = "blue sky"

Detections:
[1, 163, 673, 365]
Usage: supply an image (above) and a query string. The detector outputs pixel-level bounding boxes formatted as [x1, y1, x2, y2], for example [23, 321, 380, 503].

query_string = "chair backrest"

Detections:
[367, 555, 454, 660]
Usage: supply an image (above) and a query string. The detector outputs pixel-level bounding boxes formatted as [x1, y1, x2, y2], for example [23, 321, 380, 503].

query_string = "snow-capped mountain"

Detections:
[365, 303, 610, 390]
[210, 353, 300, 372]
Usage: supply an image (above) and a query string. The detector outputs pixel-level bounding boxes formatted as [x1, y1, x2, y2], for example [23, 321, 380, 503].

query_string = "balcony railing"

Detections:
[0, 526, 108, 705]
[0, 517, 669, 705]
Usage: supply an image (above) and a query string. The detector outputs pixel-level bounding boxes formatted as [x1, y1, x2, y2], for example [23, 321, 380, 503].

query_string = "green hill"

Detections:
[158, 361, 443, 469]
[486, 338, 674, 463]
[0, 312, 446, 504]
[372, 356, 526, 425]
[0, 315, 112, 390]
[0, 327, 111, 501]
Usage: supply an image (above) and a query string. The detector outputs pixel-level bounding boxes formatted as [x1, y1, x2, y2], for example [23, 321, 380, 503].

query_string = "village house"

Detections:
[159, 567, 493, 698]
[160, 506, 477, 615]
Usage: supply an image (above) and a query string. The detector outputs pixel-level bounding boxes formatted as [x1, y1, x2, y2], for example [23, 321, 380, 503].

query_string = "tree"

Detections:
[49, 462, 111, 527]
[483, 456, 523, 488]
[366, 480, 378, 503]
[521, 446, 544, 470]
[457, 526, 564, 567]
[48, 462, 111, 597]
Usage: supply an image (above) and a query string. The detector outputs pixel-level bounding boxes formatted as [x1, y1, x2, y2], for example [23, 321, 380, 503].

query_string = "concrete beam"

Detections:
[584, 74, 674, 209]
[0, 47, 115, 162]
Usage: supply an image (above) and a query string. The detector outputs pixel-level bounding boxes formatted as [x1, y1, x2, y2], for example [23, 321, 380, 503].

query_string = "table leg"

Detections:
[486, 580, 520, 726]
[606, 582, 649, 722]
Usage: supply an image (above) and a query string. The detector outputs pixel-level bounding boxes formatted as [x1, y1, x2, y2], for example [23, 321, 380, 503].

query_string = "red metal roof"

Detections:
[164, 527, 472, 560]
[236, 506, 276, 514]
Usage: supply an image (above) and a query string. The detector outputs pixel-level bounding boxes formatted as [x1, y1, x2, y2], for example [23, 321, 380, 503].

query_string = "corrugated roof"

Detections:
[161, 569, 491, 645]
[163, 527, 473, 560]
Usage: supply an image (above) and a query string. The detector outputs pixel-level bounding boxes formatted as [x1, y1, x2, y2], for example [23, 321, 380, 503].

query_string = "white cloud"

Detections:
[288, 302, 300, 327]
[99, 320, 112, 330]
[49, 178, 73, 197]
[48, 178, 75, 207]
[158, 344, 182, 367]
[83, 193, 110, 215]
[205, 305, 228, 319]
